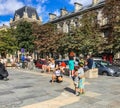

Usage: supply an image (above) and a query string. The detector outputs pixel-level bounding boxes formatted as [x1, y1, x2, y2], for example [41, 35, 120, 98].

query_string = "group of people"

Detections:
[48, 52, 93, 96]
[40, 57, 65, 83]
[68, 52, 93, 96]
[20, 54, 35, 69]
[0, 52, 94, 95]
[41, 57, 55, 73]
[73, 63, 85, 96]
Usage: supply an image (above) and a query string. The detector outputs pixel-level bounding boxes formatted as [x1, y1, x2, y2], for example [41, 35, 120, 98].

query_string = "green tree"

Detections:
[15, 21, 35, 52]
[58, 10, 104, 55]
[32, 23, 64, 55]
[0, 28, 17, 56]
[79, 11, 104, 55]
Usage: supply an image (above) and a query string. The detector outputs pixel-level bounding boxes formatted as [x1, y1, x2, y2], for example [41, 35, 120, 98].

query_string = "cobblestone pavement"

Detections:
[0, 68, 120, 108]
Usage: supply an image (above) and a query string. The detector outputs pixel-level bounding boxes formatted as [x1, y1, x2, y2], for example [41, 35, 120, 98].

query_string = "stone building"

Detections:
[47, 0, 120, 59]
[9, 6, 42, 60]
[48, 0, 108, 38]
[10, 6, 42, 28]
[0, 24, 9, 31]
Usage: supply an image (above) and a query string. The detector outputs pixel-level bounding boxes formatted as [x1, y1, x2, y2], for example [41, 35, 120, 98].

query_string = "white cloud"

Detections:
[36, 0, 48, 3]
[26, 0, 48, 23]
[0, 21, 10, 26]
[35, 4, 46, 22]
[69, 0, 92, 6]
[36, 4, 46, 14]
[0, 0, 24, 15]
[53, 9, 60, 16]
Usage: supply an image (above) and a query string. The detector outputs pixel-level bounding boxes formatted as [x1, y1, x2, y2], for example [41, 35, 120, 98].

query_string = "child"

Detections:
[73, 68, 80, 96]
[69, 52, 75, 78]
[78, 63, 85, 94]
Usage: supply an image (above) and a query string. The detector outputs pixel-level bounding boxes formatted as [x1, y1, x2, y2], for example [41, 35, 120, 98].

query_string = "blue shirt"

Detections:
[87, 58, 93, 69]
[21, 55, 25, 62]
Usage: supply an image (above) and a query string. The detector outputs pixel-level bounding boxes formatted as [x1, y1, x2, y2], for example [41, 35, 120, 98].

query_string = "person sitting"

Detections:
[60, 61, 66, 68]
[41, 57, 50, 72]
[86, 54, 93, 69]
[46, 58, 55, 73]
[0, 60, 9, 81]
[51, 65, 64, 83]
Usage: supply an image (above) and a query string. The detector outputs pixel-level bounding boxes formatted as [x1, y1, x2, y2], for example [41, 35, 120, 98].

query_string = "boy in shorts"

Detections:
[73, 68, 80, 96]
[78, 63, 85, 94]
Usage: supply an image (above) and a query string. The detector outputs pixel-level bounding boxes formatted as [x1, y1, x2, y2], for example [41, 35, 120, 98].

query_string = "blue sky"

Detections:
[0, 0, 92, 26]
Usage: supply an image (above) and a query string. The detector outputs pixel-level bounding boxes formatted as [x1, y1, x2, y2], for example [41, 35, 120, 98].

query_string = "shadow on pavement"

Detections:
[64, 87, 75, 94]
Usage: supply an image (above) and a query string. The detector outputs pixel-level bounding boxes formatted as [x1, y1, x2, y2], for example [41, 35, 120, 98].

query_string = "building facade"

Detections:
[47, 0, 120, 59]
[0, 24, 9, 31]
[48, 0, 109, 38]
[10, 6, 42, 28]
[8, 6, 42, 60]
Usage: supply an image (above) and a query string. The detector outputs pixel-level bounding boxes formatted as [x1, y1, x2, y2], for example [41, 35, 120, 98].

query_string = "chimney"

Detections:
[74, 2, 83, 12]
[32, 13, 36, 20]
[23, 11, 28, 18]
[15, 14, 20, 20]
[60, 8, 68, 16]
[39, 16, 42, 22]
[49, 13, 57, 21]
[92, 0, 99, 5]
[10, 18, 13, 23]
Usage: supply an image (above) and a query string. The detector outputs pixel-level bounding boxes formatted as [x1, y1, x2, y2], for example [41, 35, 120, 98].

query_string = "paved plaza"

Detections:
[0, 68, 120, 108]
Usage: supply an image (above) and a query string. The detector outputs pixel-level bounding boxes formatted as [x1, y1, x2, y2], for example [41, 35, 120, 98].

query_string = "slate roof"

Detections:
[13, 6, 40, 21]
[98, 0, 105, 3]
[47, 0, 105, 23]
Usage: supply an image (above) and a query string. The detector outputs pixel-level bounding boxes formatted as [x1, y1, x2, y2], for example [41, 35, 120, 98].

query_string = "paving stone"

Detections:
[0, 94, 20, 105]
[0, 69, 120, 108]
[0, 91, 14, 96]
[108, 100, 120, 108]
[110, 91, 120, 95]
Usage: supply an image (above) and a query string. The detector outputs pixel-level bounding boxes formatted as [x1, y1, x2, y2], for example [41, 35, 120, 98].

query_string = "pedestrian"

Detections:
[86, 54, 93, 69]
[21, 54, 25, 68]
[73, 68, 80, 96]
[78, 63, 85, 95]
[68, 51, 75, 78]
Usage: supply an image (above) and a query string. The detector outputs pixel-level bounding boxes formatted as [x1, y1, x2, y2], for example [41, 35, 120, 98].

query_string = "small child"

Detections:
[78, 63, 85, 94]
[73, 68, 80, 96]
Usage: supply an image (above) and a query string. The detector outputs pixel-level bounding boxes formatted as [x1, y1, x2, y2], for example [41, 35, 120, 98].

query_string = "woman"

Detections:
[47, 58, 55, 73]
[68, 51, 75, 78]
[51, 65, 64, 83]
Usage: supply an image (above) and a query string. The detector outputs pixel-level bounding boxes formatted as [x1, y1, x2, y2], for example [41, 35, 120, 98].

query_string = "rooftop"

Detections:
[13, 6, 40, 21]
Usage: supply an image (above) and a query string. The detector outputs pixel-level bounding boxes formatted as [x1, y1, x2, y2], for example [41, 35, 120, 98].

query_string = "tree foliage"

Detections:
[103, 0, 120, 53]
[58, 10, 104, 55]
[32, 23, 64, 54]
[0, 28, 17, 55]
[15, 21, 35, 52]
